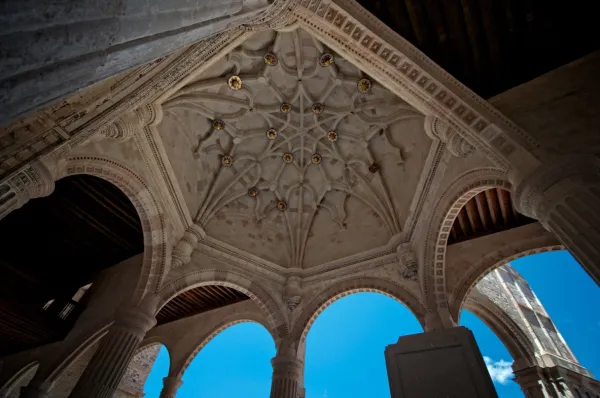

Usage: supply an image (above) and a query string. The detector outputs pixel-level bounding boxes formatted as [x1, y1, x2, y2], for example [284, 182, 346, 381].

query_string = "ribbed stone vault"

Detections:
[159, 28, 432, 268]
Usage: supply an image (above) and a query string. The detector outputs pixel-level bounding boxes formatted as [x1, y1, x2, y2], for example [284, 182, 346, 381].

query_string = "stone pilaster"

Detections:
[159, 376, 183, 398]
[514, 156, 600, 285]
[270, 355, 304, 398]
[68, 306, 157, 398]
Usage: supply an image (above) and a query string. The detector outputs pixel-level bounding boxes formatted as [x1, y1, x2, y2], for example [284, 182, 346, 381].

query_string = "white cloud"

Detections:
[484, 356, 514, 385]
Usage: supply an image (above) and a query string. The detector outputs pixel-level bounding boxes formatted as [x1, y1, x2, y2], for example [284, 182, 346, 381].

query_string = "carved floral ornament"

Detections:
[161, 28, 426, 268]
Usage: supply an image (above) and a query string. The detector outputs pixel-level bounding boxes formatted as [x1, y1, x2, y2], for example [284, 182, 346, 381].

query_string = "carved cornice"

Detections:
[292, 0, 542, 176]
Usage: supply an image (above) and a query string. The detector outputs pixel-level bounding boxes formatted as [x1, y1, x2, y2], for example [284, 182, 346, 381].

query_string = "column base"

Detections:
[385, 327, 497, 398]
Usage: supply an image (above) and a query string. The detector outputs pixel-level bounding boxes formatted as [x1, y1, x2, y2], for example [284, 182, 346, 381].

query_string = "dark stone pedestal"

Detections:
[385, 326, 497, 398]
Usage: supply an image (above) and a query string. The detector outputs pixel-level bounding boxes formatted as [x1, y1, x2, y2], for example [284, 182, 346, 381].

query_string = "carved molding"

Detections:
[396, 244, 418, 282]
[424, 115, 475, 158]
[283, 276, 303, 311]
[0, 160, 55, 220]
[292, 0, 542, 176]
[422, 168, 510, 309]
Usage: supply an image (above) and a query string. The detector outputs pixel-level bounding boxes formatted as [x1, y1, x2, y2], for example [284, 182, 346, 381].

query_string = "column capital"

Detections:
[159, 376, 183, 398]
[423, 309, 457, 332]
[271, 354, 304, 381]
[113, 306, 157, 337]
[513, 156, 600, 221]
[270, 353, 304, 398]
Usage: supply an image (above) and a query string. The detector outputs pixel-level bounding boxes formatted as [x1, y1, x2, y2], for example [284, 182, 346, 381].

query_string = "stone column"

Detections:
[385, 327, 497, 398]
[159, 376, 183, 398]
[270, 354, 304, 398]
[68, 306, 157, 398]
[513, 156, 600, 285]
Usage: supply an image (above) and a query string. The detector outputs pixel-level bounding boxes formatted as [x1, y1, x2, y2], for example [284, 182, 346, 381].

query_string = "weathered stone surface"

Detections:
[0, 0, 272, 125]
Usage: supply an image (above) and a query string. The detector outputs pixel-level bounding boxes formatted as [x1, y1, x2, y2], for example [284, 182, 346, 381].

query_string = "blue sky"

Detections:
[144, 250, 599, 397]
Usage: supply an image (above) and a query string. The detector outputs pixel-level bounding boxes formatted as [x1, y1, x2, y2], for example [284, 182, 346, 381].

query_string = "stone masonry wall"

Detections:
[114, 345, 161, 398]
[475, 264, 578, 365]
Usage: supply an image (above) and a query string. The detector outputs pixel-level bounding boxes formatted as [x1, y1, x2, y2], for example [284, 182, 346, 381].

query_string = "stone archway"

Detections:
[59, 156, 170, 304]
[291, 276, 427, 346]
[422, 167, 510, 312]
[157, 268, 288, 339]
[463, 292, 537, 367]
[173, 311, 274, 378]
[449, 241, 563, 319]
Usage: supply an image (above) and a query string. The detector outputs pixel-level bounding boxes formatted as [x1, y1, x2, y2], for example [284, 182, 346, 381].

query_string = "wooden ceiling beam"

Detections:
[404, 0, 434, 52]
[484, 189, 499, 225]
[478, 0, 503, 82]
[474, 192, 490, 231]
[465, 199, 480, 234]
[460, 0, 489, 90]
[457, 209, 471, 237]
[496, 188, 512, 226]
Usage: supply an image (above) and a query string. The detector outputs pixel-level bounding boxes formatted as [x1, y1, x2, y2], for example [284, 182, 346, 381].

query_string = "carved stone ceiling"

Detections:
[158, 29, 433, 268]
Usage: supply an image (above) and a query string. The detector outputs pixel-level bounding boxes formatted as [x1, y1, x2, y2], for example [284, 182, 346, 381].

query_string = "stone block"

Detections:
[385, 327, 497, 398]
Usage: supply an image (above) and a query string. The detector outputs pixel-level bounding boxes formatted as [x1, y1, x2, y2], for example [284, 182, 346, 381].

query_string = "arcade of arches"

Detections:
[1, 0, 600, 397]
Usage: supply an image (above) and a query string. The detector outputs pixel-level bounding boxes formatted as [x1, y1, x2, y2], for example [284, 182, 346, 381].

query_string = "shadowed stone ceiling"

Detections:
[159, 29, 432, 268]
